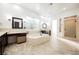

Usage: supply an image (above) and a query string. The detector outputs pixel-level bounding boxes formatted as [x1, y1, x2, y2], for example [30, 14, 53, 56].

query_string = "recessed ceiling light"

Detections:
[36, 6, 40, 11]
[63, 8, 66, 10]
[26, 16, 32, 19]
[40, 16, 46, 18]
[36, 4, 40, 11]
[14, 5, 21, 10]
[49, 3, 53, 6]
[6, 14, 12, 19]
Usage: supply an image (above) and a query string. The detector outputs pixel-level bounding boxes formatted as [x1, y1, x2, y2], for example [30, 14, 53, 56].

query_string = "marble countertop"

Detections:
[0, 31, 7, 37]
[7, 29, 29, 34]
[0, 29, 29, 36]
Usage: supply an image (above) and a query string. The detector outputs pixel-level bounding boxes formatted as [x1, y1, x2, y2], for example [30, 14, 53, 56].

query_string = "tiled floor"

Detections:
[4, 34, 59, 55]
[4, 34, 79, 55]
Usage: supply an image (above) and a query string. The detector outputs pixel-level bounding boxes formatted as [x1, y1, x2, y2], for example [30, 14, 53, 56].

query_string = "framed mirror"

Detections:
[12, 17, 23, 29]
[42, 23, 47, 29]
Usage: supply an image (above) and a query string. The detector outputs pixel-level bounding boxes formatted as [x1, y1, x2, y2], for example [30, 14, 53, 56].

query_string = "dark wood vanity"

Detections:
[0, 33, 7, 55]
[0, 31, 28, 55]
[0, 17, 28, 55]
[7, 33, 27, 44]
[40, 30, 51, 35]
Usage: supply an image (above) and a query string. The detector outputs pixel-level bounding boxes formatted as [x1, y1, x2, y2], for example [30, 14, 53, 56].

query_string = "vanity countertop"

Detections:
[0, 31, 7, 37]
[0, 29, 29, 35]
[7, 29, 29, 34]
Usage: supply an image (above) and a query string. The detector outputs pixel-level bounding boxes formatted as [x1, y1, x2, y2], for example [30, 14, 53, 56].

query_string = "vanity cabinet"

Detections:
[16, 33, 27, 44]
[0, 38, 2, 55]
[40, 30, 51, 35]
[0, 33, 7, 55]
[7, 33, 27, 44]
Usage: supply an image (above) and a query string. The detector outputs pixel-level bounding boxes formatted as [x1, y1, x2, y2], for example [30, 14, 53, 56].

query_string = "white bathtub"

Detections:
[27, 32, 50, 46]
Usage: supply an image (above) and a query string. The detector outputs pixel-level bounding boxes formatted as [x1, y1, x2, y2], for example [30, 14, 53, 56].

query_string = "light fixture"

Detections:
[26, 16, 32, 19]
[14, 4, 21, 10]
[36, 6, 40, 11]
[0, 22, 2, 25]
[36, 4, 40, 11]
[6, 14, 12, 19]
[49, 3, 53, 6]
[40, 16, 46, 18]
[63, 7, 66, 10]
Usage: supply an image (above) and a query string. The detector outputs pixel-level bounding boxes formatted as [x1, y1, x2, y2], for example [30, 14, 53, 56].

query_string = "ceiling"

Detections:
[1, 3, 79, 18]
[18, 3, 79, 17]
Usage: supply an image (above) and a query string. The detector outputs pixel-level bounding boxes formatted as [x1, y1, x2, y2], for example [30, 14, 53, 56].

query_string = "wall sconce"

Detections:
[42, 23, 47, 29]
[0, 22, 2, 25]
[8, 19, 11, 21]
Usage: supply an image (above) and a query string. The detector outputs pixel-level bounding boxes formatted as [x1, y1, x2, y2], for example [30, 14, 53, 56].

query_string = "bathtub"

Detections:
[27, 31, 50, 46]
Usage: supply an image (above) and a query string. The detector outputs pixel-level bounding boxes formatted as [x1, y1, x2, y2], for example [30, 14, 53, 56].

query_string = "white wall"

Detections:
[0, 4, 40, 29]
[51, 8, 79, 49]
[40, 17, 51, 31]
[23, 17, 40, 29]
[52, 8, 79, 37]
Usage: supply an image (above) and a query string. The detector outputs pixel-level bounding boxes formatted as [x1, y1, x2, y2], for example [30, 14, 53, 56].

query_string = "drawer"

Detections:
[8, 36, 16, 44]
[17, 36, 26, 44]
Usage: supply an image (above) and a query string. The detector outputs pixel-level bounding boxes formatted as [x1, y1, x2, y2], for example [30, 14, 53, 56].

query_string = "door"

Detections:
[64, 16, 76, 38]
[76, 17, 79, 39]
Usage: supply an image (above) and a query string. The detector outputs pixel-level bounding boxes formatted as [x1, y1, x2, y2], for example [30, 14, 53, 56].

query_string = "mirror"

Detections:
[12, 17, 23, 29]
[42, 23, 47, 29]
